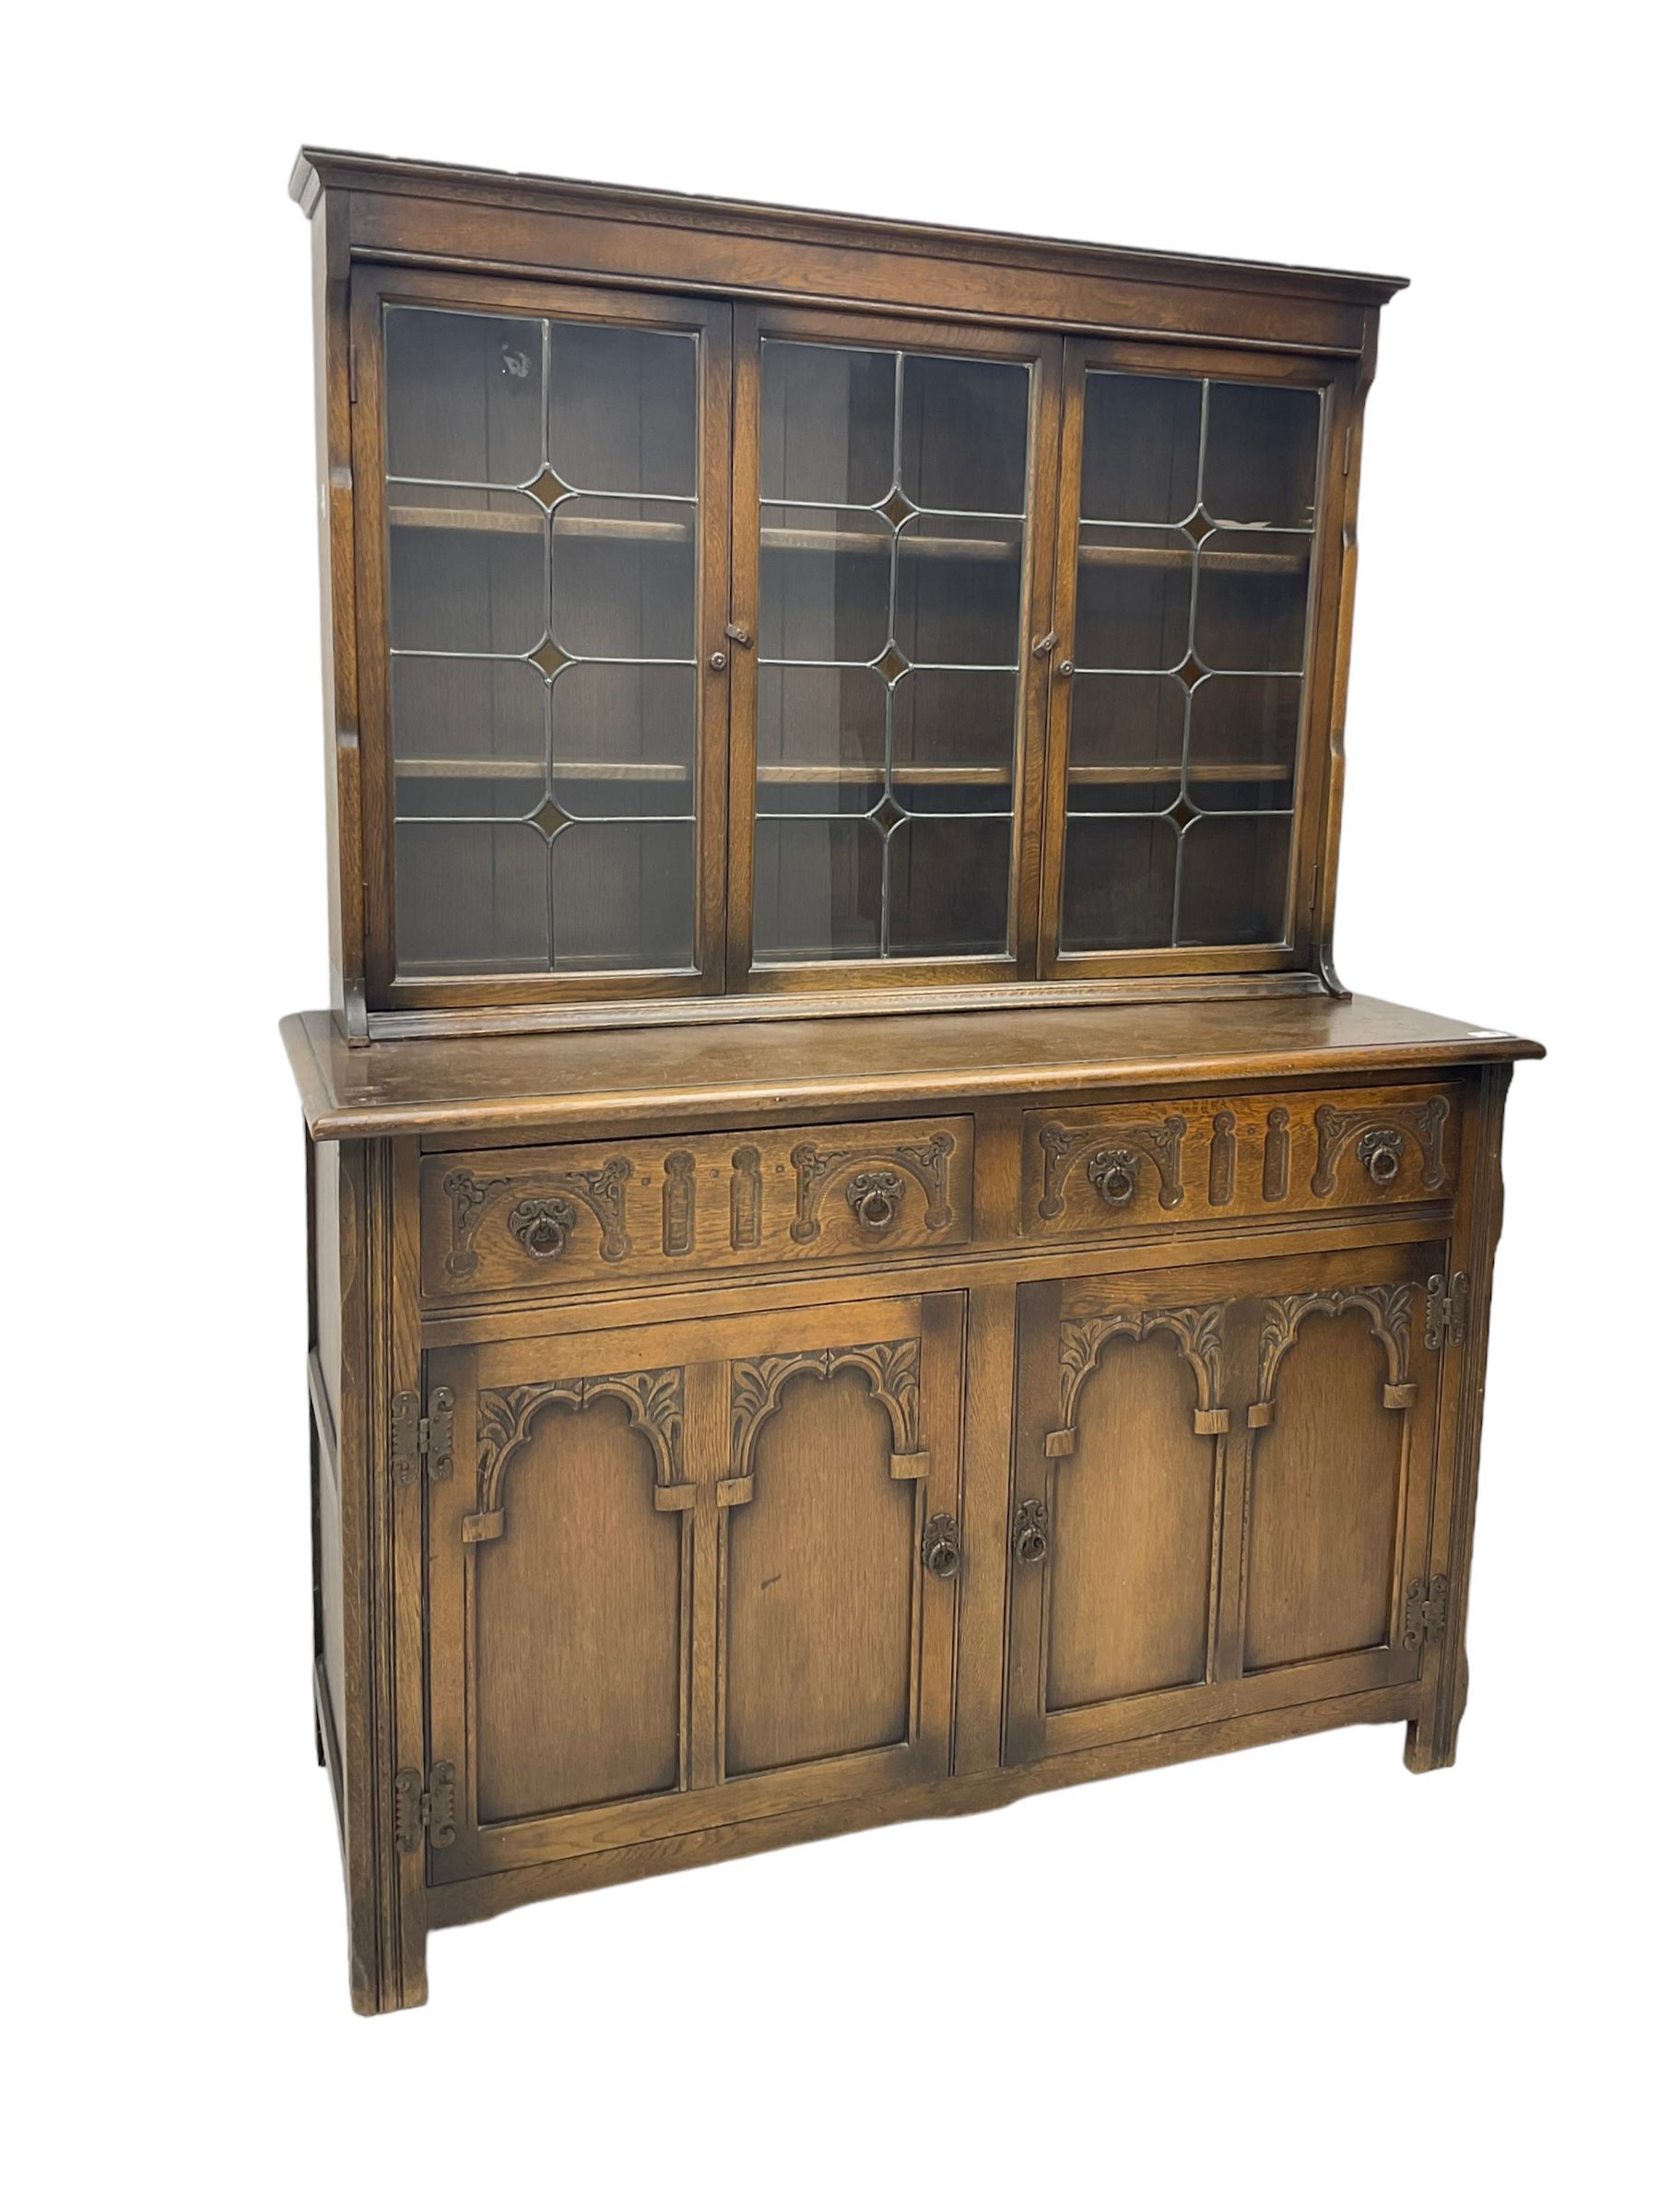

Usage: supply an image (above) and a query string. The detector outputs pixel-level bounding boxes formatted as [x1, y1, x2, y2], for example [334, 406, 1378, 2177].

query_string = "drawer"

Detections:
[422, 1116, 974, 1300]
[1022, 1082, 1460, 1241]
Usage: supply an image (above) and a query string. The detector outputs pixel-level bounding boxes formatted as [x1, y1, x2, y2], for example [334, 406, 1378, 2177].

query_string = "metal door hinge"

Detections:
[1424, 1272, 1470, 1351]
[1404, 1574, 1449, 1651]
[391, 1385, 455, 1486]
[394, 1762, 457, 1853]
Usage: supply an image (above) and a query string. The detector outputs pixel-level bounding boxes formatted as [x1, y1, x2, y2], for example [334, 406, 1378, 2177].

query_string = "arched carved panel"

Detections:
[471, 1391, 684, 1821]
[441, 1159, 632, 1278]
[1249, 1282, 1416, 1427]
[1242, 1300, 1410, 1670]
[1311, 1098, 1449, 1197]
[1036, 1115, 1186, 1218]
[1048, 1301, 1229, 1454]
[1046, 1326, 1221, 1708]
[729, 1339, 924, 1494]
[466, 1367, 686, 1542]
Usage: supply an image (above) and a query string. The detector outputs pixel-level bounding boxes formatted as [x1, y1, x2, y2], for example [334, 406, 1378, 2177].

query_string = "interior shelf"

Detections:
[394, 757, 1293, 786]
[387, 503, 1305, 573]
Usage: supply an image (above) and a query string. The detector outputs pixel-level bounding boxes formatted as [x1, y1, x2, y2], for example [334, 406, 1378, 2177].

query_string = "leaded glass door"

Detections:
[1040, 340, 1345, 976]
[352, 271, 733, 1011]
[727, 309, 1061, 987]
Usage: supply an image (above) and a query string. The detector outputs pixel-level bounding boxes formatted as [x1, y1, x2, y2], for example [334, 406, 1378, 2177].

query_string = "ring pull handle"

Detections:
[1085, 1147, 1139, 1207]
[1013, 1499, 1049, 1567]
[846, 1168, 904, 1233]
[923, 1512, 962, 1582]
[1359, 1128, 1405, 1186]
[508, 1195, 578, 1261]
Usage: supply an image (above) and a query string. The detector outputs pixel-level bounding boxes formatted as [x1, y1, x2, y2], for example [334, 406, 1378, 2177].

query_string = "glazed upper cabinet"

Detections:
[424, 1292, 963, 1881]
[1005, 1244, 1444, 1765]
[347, 267, 1356, 1026]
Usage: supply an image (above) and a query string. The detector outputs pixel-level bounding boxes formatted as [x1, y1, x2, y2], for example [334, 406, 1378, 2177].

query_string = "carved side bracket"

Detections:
[1249, 1282, 1417, 1427]
[1049, 1301, 1228, 1446]
[790, 1135, 956, 1243]
[729, 1339, 923, 1487]
[441, 1159, 633, 1277]
[1036, 1117, 1186, 1218]
[465, 1368, 686, 1542]
[1311, 1098, 1449, 1197]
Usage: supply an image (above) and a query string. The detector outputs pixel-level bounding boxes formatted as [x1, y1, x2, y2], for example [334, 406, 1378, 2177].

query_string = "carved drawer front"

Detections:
[421, 1116, 974, 1299]
[1022, 1082, 1459, 1241]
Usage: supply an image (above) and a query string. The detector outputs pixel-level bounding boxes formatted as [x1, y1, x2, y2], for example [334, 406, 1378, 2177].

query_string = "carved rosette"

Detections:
[466, 1367, 686, 1542]
[790, 1135, 956, 1244]
[1311, 1098, 1449, 1198]
[1036, 1116, 1186, 1218]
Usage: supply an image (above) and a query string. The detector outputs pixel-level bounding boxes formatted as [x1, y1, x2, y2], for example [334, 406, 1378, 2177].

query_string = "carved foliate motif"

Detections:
[1253, 1282, 1416, 1409]
[790, 1135, 956, 1243]
[442, 1158, 633, 1275]
[730, 1338, 922, 1480]
[469, 1368, 685, 1538]
[1312, 1098, 1449, 1197]
[1036, 1117, 1185, 1218]
[1055, 1301, 1226, 1431]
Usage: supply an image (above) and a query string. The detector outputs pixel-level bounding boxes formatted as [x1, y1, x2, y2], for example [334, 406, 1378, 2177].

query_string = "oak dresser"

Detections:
[283, 148, 1542, 2012]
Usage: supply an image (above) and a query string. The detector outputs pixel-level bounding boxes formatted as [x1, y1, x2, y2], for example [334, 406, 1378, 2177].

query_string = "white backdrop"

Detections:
[10, 5, 1650, 2203]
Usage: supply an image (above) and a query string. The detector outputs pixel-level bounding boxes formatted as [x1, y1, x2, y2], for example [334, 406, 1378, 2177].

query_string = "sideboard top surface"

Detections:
[282, 996, 1542, 1141]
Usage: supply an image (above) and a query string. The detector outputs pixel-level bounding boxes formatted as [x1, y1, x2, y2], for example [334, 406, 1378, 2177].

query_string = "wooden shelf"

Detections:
[386, 503, 1302, 576]
[395, 757, 1292, 788]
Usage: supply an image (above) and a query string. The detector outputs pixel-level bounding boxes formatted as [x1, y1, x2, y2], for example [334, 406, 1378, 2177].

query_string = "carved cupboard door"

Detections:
[1005, 1245, 1446, 1766]
[425, 1292, 962, 1881]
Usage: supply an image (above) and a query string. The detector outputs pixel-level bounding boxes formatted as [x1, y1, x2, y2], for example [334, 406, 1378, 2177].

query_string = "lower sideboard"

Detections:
[295, 1030, 1524, 2014]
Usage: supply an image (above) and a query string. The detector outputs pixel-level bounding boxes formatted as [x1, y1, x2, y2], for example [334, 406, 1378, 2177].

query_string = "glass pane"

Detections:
[1202, 383, 1320, 526]
[891, 669, 1018, 816]
[385, 309, 543, 485]
[759, 507, 891, 665]
[754, 341, 1030, 965]
[384, 305, 701, 979]
[548, 324, 696, 496]
[394, 820, 550, 974]
[550, 821, 695, 971]
[1079, 373, 1201, 524]
[391, 657, 546, 819]
[1074, 528, 1193, 671]
[888, 818, 1011, 955]
[551, 664, 694, 818]
[1192, 530, 1311, 672]
[1066, 674, 1183, 815]
[1177, 815, 1293, 944]
[894, 516, 1023, 666]
[1061, 816, 1177, 950]
[1059, 369, 1320, 953]
[760, 344, 896, 505]
[754, 817, 883, 960]
[758, 665, 885, 813]
[900, 355, 1030, 513]
[387, 488, 546, 654]
[1187, 675, 1300, 808]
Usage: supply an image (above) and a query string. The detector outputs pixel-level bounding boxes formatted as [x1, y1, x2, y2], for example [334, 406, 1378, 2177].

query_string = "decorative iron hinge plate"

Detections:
[394, 1761, 457, 1852]
[1424, 1272, 1470, 1351]
[1403, 1574, 1449, 1651]
[391, 1385, 455, 1486]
